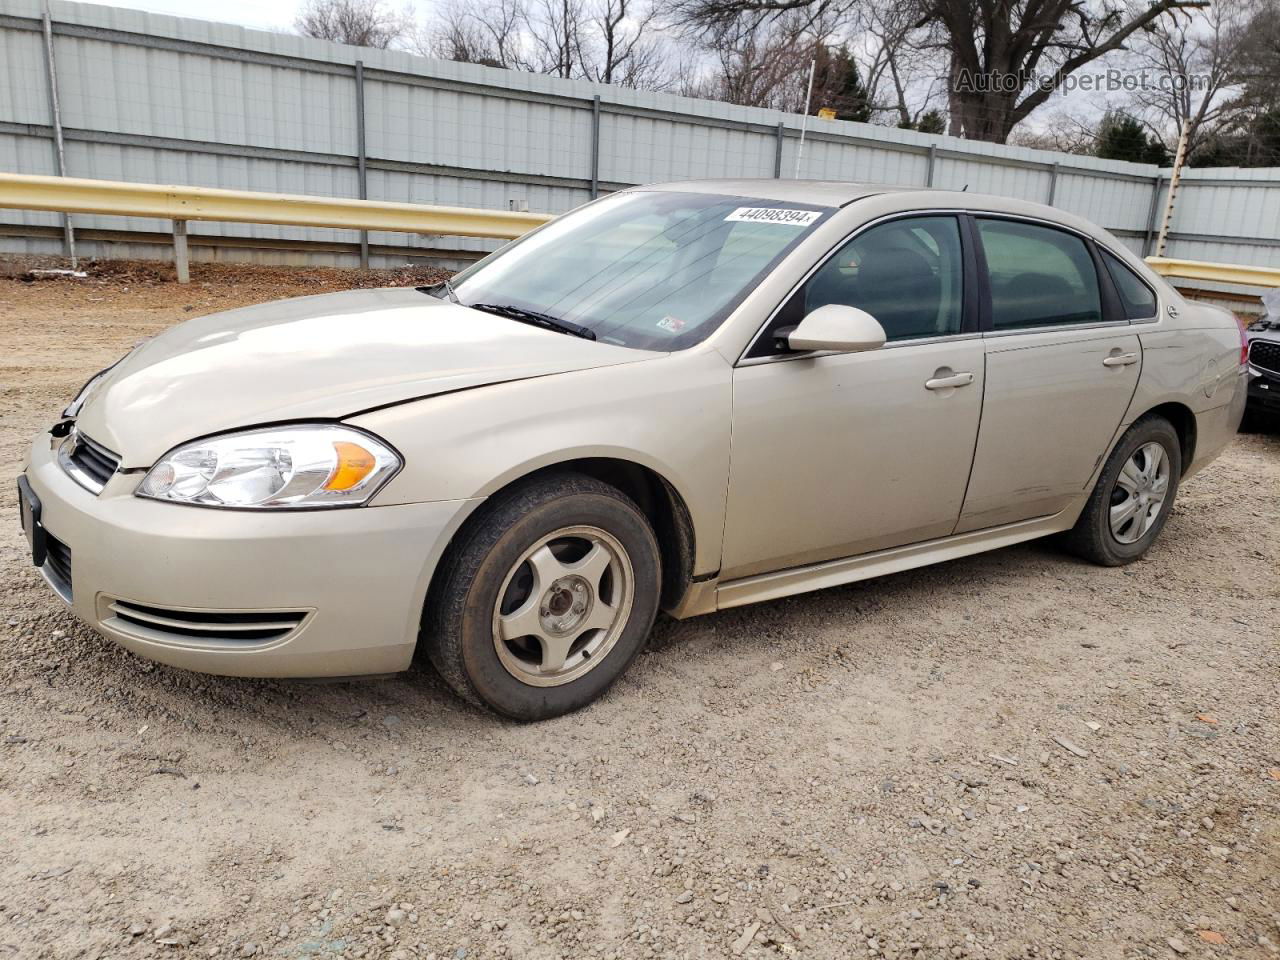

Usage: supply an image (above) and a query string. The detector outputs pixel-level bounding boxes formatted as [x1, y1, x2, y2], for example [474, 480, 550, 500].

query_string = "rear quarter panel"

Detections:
[1126, 300, 1245, 476]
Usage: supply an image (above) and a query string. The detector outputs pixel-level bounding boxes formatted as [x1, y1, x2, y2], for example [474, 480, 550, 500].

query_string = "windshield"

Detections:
[448, 191, 832, 351]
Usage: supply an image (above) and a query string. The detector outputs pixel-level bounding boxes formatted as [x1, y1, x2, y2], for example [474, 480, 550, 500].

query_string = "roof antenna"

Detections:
[962, 184, 969, 191]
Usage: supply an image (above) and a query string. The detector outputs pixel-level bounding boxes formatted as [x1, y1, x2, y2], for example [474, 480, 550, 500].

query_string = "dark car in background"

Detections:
[1245, 315, 1280, 425]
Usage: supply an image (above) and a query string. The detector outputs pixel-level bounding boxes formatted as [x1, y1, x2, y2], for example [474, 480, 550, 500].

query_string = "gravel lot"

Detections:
[2, 262, 1278, 960]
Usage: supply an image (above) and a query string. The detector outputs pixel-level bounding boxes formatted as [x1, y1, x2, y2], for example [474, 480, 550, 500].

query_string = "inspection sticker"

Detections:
[725, 207, 822, 226]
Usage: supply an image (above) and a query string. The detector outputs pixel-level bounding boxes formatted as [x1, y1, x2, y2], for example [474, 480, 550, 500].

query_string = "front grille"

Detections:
[61, 431, 121, 494]
[43, 533, 72, 602]
[1250, 339, 1280, 376]
[103, 599, 308, 646]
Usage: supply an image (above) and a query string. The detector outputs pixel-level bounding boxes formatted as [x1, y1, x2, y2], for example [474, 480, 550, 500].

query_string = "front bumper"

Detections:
[1246, 365, 1280, 414]
[21, 432, 479, 678]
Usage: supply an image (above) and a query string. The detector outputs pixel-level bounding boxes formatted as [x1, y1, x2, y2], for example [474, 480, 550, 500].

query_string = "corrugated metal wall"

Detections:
[1, 0, 1277, 272]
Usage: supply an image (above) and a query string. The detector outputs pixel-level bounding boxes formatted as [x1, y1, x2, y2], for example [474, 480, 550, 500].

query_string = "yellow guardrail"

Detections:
[1145, 256, 1280, 288]
[0, 172, 552, 239]
[3, 172, 1276, 293]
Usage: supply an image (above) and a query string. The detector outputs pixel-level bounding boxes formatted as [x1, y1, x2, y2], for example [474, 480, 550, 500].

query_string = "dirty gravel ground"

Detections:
[1, 262, 1278, 960]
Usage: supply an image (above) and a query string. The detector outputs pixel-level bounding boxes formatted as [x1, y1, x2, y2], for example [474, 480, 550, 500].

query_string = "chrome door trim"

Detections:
[982, 319, 1133, 340]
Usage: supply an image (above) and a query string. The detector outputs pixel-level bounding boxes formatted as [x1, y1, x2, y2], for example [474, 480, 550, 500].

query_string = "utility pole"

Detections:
[793, 58, 817, 179]
[1155, 119, 1190, 258]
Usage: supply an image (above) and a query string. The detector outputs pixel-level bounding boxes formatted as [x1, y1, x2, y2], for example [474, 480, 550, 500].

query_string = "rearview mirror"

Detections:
[784, 304, 886, 354]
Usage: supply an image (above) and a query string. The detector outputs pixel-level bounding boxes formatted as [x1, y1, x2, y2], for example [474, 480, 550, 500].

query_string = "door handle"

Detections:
[1103, 352, 1138, 367]
[925, 371, 975, 390]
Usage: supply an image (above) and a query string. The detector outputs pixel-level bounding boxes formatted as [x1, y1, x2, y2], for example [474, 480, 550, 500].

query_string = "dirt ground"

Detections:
[1, 260, 1278, 960]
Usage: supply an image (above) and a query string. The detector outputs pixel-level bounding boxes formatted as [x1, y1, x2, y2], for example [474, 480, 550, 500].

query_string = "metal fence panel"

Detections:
[0, 0, 1277, 272]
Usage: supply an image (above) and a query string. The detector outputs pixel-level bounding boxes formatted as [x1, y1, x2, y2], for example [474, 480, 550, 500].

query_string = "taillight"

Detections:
[1238, 318, 1249, 367]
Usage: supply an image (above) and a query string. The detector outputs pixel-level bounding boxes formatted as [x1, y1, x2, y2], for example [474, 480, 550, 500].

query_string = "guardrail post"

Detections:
[774, 123, 785, 178]
[590, 95, 601, 200]
[172, 219, 189, 284]
[40, 2, 76, 268]
[355, 60, 369, 269]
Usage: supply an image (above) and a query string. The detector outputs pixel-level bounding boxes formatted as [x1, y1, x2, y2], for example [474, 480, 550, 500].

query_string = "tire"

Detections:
[1240, 407, 1275, 434]
[424, 472, 661, 721]
[1062, 415, 1182, 566]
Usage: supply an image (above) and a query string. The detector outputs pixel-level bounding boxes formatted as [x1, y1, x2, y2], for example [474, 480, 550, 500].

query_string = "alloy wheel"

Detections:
[491, 525, 635, 687]
[1109, 441, 1171, 544]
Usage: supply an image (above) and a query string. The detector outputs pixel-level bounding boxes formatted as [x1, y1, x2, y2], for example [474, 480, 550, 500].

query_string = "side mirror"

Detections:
[784, 304, 886, 354]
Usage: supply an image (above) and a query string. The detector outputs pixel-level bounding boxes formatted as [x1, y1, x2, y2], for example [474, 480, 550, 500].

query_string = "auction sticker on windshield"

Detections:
[725, 207, 823, 226]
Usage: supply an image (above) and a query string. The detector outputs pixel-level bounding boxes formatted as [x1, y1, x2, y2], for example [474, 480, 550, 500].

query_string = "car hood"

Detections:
[74, 287, 656, 467]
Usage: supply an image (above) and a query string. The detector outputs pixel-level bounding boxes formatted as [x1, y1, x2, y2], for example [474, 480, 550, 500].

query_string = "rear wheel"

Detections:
[425, 473, 661, 720]
[1063, 416, 1182, 566]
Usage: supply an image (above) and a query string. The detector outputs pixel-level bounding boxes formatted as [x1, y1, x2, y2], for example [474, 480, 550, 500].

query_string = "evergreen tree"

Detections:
[812, 45, 872, 122]
[1096, 112, 1171, 165]
[900, 109, 946, 134]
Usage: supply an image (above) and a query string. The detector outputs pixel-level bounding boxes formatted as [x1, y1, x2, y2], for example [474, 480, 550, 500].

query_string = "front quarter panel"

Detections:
[348, 348, 733, 576]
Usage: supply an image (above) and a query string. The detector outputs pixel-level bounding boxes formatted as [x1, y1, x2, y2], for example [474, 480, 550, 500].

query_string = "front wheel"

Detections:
[1063, 416, 1182, 566]
[424, 473, 661, 720]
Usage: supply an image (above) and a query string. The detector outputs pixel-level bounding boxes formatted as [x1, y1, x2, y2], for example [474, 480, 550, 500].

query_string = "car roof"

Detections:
[632, 179, 1113, 244]
[633, 179, 888, 207]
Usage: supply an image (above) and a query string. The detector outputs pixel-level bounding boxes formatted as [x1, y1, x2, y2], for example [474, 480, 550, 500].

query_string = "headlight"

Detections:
[137, 425, 401, 509]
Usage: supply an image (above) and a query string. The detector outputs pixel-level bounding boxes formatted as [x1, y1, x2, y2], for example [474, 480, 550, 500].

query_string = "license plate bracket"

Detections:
[17, 475, 47, 568]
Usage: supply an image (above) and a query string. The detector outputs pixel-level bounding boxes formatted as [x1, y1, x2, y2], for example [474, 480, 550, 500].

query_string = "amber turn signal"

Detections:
[324, 441, 377, 491]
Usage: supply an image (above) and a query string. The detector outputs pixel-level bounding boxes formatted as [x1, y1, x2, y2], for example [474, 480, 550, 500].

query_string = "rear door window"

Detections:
[977, 219, 1103, 330]
[1101, 248, 1158, 320]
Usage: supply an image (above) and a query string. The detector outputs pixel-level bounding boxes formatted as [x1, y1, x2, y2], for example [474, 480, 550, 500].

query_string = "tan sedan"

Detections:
[19, 180, 1248, 719]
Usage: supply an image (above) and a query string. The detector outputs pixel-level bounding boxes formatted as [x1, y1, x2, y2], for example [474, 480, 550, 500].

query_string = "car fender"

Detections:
[349, 346, 734, 577]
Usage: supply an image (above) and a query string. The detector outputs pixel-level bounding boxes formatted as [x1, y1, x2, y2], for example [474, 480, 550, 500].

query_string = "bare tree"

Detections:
[675, 0, 1214, 143]
[423, 0, 676, 89]
[421, 0, 526, 67]
[580, 0, 670, 87]
[1187, 0, 1280, 166]
[1008, 110, 1104, 154]
[1126, 1, 1259, 156]
[295, 0, 410, 49]
[849, 1, 944, 128]
[681, 13, 827, 110]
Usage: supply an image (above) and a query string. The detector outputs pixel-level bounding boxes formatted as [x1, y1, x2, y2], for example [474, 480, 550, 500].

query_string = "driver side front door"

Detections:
[720, 214, 985, 581]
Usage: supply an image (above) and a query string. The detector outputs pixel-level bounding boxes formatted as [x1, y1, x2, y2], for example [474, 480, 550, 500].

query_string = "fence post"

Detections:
[590, 95, 601, 199]
[774, 123, 785, 178]
[355, 59, 369, 269]
[40, 2, 76, 268]
[1143, 175, 1164, 256]
[172, 219, 189, 284]
[1047, 162, 1060, 206]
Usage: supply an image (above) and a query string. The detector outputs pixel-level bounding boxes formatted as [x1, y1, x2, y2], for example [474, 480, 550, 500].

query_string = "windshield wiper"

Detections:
[469, 303, 597, 341]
